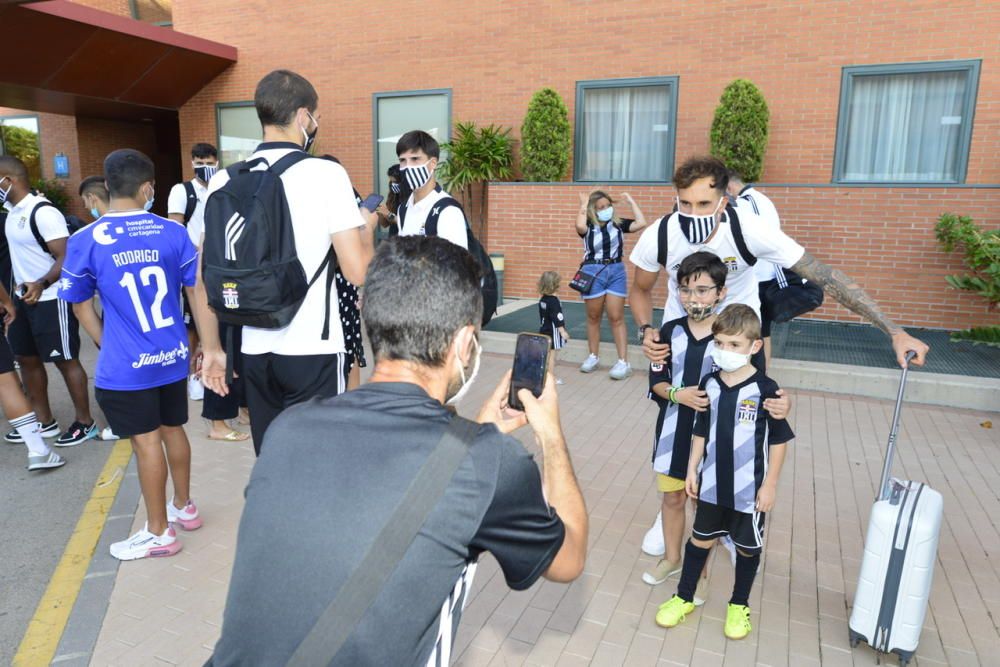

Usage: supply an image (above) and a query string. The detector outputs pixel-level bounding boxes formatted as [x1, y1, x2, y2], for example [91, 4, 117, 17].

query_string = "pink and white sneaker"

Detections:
[167, 498, 203, 530]
[110, 523, 181, 561]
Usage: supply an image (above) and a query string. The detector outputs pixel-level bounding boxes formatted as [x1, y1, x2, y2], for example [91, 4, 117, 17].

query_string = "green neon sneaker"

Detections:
[655, 595, 696, 628]
[724, 603, 752, 639]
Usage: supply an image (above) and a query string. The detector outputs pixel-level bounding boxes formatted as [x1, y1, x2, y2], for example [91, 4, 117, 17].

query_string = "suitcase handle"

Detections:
[877, 350, 917, 501]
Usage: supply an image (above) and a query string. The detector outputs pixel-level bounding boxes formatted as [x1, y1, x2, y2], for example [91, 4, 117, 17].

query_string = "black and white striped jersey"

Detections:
[580, 218, 634, 262]
[692, 370, 794, 513]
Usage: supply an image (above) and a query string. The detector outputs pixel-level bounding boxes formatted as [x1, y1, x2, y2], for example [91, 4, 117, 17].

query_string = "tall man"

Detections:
[629, 156, 929, 368]
[0, 156, 97, 447]
[195, 69, 377, 452]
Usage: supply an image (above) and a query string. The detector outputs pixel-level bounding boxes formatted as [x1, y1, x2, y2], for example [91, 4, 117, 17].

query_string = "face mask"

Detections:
[596, 207, 614, 223]
[446, 335, 481, 406]
[301, 111, 319, 152]
[89, 207, 101, 220]
[389, 182, 401, 194]
[711, 347, 752, 373]
[683, 297, 719, 321]
[402, 160, 432, 191]
[143, 184, 154, 212]
[677, 196, 724, 244]
[0, 177, 12, 205]
[194, 165, 218, 183]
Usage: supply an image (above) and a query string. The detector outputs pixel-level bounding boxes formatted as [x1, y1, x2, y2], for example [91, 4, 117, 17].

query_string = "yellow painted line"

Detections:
[13, 439, 132, 667]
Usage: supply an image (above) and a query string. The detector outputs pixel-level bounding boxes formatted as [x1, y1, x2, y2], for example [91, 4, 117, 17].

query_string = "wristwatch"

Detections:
[637, 324, 653, 343]
[40, 277, 52, 289]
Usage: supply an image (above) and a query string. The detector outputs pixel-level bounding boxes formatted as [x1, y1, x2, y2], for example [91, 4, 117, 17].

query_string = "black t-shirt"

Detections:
[207, 383, 565, 667]
[538, 294, 565, 336]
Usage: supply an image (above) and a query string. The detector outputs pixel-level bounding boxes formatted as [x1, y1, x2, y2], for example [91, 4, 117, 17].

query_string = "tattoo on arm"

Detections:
[790, 252, 902, 336]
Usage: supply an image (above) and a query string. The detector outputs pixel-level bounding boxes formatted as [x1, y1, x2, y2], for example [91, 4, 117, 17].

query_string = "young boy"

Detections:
[395, 130, 469, 250]
[655, 303, 794, 640]
[61, 149, 202, 560]
[538, 271, 570, 384]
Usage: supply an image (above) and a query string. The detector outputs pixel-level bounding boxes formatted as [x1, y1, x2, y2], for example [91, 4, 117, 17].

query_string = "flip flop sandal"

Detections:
[208, 430, 250, 442]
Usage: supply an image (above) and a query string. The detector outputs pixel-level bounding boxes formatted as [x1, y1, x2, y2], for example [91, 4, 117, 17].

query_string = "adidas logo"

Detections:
[49, 350, 61, 358]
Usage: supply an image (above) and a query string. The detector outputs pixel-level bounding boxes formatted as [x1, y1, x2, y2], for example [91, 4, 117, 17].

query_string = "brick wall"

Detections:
[487, 183, 999, 330]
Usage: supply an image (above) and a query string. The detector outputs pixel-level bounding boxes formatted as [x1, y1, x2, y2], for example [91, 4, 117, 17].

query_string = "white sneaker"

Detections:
[188, 374, 204, 401]
[556, 378, 565, 386]
[166, 498, 203, 530]
[642, 511, 665, 556]
[101, 426, 119, 441]
[609, 359, 632, 380]
[27, 451, 66, 471]
[110, 523, 182, 561]
[580, 354, 600, 373]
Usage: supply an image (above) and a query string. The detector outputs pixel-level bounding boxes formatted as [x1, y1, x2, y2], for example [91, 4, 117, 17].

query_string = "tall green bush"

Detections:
[934, 212, 1000, 346]
[710, 79, 770, 182]
[520, 88, 571, 182]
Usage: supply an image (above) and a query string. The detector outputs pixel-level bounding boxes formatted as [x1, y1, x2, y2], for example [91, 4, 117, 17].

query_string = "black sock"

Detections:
[730, 551, 761, 606]
[676, 540, 711, 602]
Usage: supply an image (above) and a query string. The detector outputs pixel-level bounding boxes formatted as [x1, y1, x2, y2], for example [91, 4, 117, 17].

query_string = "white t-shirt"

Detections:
[167, 179, 208, 246]
[629, 198, 805, 322]
[398, 186, 468, 250]
[206, 143, 367, 356]
[4, 192, 69, 301]
[737, 187, 782, 283]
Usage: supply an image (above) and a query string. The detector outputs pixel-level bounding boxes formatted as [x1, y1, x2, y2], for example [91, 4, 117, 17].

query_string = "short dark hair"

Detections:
[395, 130, 440, 159]
[104, 149, 155, 199]
[254, 69, 318, 127]
[726, 169, 745, 187]
[673, 156, 729, 193]
[712, 304, 761, 341]
[78, 175, 109, 201]
[0, 155, 29, 183]
[191, 143, 218, 159]
[363, 236, 482, 368]
[676, 251, 727, 289]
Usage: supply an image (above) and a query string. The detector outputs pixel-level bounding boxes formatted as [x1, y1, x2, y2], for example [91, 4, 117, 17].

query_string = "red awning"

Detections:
[0, 1, 237, 121]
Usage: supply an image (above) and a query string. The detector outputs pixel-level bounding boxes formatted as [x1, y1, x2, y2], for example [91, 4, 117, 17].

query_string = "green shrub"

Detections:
[520, 88, 571, 182]
[710, 79, 770, 182]
[934, 213, 1000, 346]
[32, 178, 69, 213]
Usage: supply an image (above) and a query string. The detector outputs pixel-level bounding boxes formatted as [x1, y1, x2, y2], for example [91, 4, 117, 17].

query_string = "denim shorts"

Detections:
[581, 261, 627, 299]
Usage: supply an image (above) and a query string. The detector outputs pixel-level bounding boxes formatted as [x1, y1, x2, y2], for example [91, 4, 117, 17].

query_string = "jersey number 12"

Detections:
[119, 267, 175, 333]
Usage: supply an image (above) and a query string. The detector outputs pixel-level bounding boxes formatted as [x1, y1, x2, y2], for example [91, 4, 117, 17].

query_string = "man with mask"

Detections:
[207, 236, 587, 666]
[193, 69, 378, 452]
[79, 175, 110, 221]
[0, 156, 97, 447]
[629, 155, 929, 370]
[395, 130, 469, 250]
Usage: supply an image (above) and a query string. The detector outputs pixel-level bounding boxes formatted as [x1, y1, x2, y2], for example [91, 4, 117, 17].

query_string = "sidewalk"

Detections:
[79, 353, 998, 666]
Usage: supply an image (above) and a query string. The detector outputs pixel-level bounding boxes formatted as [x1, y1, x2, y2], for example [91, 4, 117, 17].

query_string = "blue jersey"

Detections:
[59, 211, 198, 391]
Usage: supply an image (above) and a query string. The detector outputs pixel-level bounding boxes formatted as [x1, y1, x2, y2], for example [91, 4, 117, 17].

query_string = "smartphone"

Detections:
[361, 193, 384, 211]
[14, 283, 26, 299]
[508, 333, 550, 411]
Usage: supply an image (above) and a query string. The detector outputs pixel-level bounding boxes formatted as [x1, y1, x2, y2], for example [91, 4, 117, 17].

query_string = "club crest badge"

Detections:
[723, 256, 739, 272]
[222, 282, 240, 309]
[738, 398, 758, 424]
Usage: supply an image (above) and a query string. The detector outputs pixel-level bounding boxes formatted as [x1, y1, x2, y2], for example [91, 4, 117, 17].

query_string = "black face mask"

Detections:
[194, 165, 218, 183]
[301, 112, 319, 153]
[389, 182, 401, 194]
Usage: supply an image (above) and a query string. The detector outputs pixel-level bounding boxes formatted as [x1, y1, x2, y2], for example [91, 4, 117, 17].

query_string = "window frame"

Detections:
[371, 88, 452, 194]
[573, 76, 679, 184]
[215, 101, 260, 167]
[832, 59, 981, 186]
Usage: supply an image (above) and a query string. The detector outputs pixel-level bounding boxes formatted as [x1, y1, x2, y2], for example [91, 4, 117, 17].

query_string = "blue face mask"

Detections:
[89, 207, 100, 220]
[596, 207, 614, 223]
[143, 184, 154, 211]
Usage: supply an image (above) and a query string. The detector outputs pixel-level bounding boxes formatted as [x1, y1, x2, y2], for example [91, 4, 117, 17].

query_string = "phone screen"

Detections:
[361, 193, 384, 211]
[509, 333, 549, 411]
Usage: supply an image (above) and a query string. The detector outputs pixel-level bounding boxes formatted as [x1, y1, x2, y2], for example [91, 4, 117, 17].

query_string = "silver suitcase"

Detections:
[848, 352, 943, 666]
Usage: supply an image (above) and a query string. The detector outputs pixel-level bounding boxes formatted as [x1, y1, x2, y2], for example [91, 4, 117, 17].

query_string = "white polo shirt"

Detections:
[206, 142, 367, 356]
[167, 179, 208, 246]
[629, 198, 805, 323]
[737, 186, 782, 283]
[3, 192, 69, 301]
[397, 185, 468, 250]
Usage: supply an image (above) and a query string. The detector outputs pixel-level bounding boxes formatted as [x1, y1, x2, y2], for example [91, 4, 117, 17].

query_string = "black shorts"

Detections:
[96, 378, 188, 437]
[8, 298, 80, 361]
[758, 282, 773, 338]
[0, 335, 15, 374]
[692, 501, 765, 555]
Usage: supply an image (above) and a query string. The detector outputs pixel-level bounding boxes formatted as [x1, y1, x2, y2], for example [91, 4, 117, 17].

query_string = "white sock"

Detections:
[12, 412, 50, 456]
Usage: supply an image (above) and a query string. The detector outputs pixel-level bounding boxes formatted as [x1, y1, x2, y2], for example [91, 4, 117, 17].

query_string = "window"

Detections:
[130, 0, 173, 27]
[216, 103, 262, 166]
[575, 77, 678, 182]
[373, 90, 451, 196]
[834, 61, 980, 184]
[0, 115, 42, 182]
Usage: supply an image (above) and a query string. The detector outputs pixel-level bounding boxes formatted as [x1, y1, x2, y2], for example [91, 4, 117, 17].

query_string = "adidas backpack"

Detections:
[202, 151, 335, 333]
[400, 196, 499, 327]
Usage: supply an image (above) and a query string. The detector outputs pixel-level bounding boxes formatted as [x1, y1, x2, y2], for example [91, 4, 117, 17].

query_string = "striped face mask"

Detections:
[402, 161, 432, 191]
[677, 197, 724, 245]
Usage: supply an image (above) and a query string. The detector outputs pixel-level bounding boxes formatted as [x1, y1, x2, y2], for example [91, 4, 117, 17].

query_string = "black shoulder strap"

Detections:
[267, 150, 312, 177]
[183, 181, 197, 224]
[287, 416, 479, 666]
[726, 205, 757, 266]
[423, 196, 464, 237]
[656, 215, 670, 268]
[28, 201, 58, 256]
[398, 199, 408, 226]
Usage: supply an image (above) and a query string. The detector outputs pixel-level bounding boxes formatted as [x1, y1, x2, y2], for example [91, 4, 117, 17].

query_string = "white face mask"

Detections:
[677, 196, 725, 244]
[446, 335, 481, 406]
[711, 347, 752, 373]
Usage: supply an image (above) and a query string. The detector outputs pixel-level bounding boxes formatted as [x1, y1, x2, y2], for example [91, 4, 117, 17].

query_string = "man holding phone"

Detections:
[207, 236, 587, 666]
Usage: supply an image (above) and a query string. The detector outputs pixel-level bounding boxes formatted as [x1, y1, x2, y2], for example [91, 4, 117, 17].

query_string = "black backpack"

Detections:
[28, 200, 82, 257]
[400, 196, 498, 326]
[182, 181, 198, 224]
[202, 151, 336, 335]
